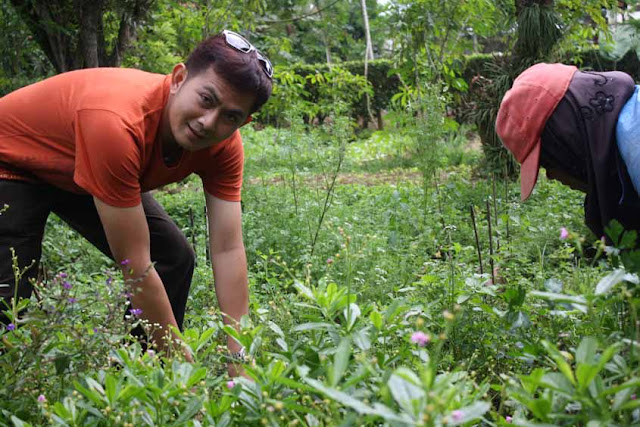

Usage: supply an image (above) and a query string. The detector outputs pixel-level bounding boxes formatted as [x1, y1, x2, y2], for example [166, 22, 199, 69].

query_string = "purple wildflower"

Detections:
[62, 281, 72, 290]
[131, 308, 143, 316]
[120, 259, 130, 266]
[147, 349, 155, 358]
[632, 394, 637, 400]
[410, 331, 430, 347]
[37, 394, 46, 403]
[506, 416, 512, 423]
[105, 277, 113, 286]
[226, 380, 235, 389]
[560, 227, 569, 240]
[451, 410, 463, 422]
[6, 323, 15, 331]
[58, 272, 67, 279]
[68, 297, 76, 303]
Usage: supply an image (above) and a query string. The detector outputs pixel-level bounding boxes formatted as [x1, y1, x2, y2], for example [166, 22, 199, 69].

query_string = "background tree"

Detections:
[6, 0, 155, 72]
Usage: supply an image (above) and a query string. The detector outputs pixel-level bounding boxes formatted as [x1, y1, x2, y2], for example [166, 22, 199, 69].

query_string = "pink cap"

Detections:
[496, 63, 577, 200]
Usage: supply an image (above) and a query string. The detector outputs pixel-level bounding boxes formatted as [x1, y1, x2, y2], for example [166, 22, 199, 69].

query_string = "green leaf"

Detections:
[302, 377, 412, 424]
[173, 397, 203, 425]
[330, 337, 352, 387]
[369, 310, 383, 330]
[73, 381, 104, 406]
[292, 322, 334, 332]
[541, 341, 575, 385]
[105, 374, 117, 404]
[506, 310, 531, 331]
[612, 388, 635, 411]
[352, 327, 371, 351]
[544, 278, 563, 293]
[117, 384, 146, 402]
[519, 368, 546, 394]
[595, 269, 639, 295]
[448, 401, 491, 426]
[504, 285, 527, 307]
[387, 367, 425, 418]
[10, 415, 33, 427]
[85, 377, 106, 396]
[186, 367, 207, 388]
[576, 337, 598, 365]
[195, 328, 216, 352]
[575, 364, 599, 392]
[294, 281, 314, 299]
[344, 303, 361, 330]
[529, 291, 587, 306]
[605, 219, 625, 245]
[540, 372, 574, 395]
[54, 354, 71, 375]
[599, 377, 640, 398]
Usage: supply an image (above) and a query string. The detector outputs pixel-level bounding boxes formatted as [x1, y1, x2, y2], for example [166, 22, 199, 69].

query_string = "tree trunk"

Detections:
[8, 0, 155, 73]
[360, 0, 375, 128]
[77, 0, 104, 68]
[360, 0, 374, 61]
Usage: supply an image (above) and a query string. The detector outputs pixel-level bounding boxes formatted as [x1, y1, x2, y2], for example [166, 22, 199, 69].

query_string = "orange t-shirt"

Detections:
[0, 68, 243, 207]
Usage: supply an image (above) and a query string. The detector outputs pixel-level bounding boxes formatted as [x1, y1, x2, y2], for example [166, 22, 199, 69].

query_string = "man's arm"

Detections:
[205, 193, 249, 357]
[93, 198, 188, 359]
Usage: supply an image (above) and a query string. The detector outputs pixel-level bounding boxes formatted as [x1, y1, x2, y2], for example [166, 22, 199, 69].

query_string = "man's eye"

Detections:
[201, 94, 212, 105]
[226, 114, 240, 124]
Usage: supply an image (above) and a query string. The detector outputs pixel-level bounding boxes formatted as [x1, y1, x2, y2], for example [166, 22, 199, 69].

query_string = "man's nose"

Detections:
[199, 109, 218, 133]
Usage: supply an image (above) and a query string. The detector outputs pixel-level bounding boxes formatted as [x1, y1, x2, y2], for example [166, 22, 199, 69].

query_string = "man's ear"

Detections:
[240, 115, 253, 127]
[170, 63, 188, 94]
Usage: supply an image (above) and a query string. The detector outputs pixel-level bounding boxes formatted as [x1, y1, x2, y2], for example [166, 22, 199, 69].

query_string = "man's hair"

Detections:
[185, 34, 272, 114]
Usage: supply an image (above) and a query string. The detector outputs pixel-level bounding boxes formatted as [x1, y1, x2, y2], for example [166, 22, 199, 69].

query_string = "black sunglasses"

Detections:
[222, 30, 274, 79]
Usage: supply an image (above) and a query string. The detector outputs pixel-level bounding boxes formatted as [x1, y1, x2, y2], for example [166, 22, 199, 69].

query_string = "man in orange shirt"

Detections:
[0, 30, 273, 370]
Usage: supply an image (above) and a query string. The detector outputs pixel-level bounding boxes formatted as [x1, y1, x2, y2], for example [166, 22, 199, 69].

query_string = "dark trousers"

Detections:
[0, 179, 195, 329]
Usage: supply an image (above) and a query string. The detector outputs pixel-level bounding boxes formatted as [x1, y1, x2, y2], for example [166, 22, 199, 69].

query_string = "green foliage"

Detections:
[261, 59, 398, 127]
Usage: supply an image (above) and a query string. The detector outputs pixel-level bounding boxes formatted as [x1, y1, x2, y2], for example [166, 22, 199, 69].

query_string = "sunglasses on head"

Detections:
[221, 30, 273, 79]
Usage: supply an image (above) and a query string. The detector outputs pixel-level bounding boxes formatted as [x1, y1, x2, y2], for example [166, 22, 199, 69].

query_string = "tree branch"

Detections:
[261, 0, 342, 24]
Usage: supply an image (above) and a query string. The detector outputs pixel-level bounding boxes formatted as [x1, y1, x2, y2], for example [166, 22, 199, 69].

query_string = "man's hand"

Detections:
[205, 193, 249, 375]
[94, 197, 191, 361]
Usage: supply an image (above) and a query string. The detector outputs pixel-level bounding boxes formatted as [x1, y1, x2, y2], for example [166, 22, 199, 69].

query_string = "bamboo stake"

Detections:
[470, 205, 484, 275]
[486, 199, 495, 284]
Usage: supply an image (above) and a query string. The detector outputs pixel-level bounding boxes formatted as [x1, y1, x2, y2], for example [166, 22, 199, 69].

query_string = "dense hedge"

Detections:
[3, 51, 638, 127]
[262, 59, 401, 127]
[459, 49, 640, 87]
[289, 59, 400, 116]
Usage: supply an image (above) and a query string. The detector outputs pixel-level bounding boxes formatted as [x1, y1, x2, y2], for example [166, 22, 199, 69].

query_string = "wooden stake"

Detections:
[487, 199, 495, 284]
[470, 205, 484, 275]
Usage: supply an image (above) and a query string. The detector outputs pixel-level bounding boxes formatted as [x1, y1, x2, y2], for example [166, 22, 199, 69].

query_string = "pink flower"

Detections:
[326, 258, 334, 265]
[560, 227, 569, 240]
[120, 259, 130, 266]
[451, 410, 463, 422]
[226, 380, 235, 389]
[147, 349, 155, 358]
[410, 331, 430, 347]
[506, 415, 512, 423]
[632, 394, 637, 400]
[37, 394, 46, 403]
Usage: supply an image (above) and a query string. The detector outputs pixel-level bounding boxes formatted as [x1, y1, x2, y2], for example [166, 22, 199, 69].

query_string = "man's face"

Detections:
[164, 63, 255, 151]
